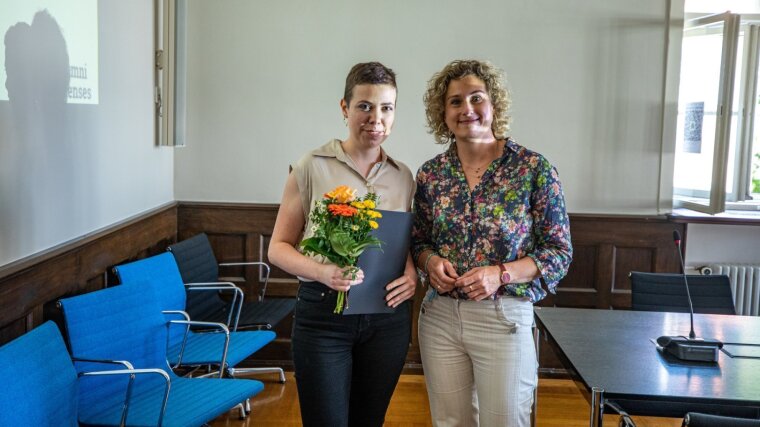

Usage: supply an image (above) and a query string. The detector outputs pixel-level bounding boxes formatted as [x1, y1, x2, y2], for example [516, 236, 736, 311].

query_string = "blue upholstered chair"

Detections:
[59, 282, 264, 426]
[113, 253, 284, 382]
[0, 321, 79, 427]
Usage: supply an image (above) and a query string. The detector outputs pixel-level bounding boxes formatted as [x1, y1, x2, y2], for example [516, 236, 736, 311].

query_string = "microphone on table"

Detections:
[656, 230, 723, 363]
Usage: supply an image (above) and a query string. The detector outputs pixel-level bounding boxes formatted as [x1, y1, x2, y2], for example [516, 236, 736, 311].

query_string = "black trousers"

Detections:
[292, 281, 411, 427]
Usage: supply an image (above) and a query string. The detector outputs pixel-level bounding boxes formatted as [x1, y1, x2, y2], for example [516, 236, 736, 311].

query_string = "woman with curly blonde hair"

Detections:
[412, 59, 573, 426]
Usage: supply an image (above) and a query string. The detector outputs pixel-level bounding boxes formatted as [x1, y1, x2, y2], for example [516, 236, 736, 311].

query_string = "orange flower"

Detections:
[324, 185, 357, 204]
[328, 204, 358, 217]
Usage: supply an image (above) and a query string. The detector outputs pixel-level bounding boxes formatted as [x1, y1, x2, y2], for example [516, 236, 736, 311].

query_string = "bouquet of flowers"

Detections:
[300, 185, 383, 313]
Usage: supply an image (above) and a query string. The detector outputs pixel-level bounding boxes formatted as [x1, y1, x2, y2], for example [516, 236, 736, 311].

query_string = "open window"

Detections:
[673, 12, 760, 213]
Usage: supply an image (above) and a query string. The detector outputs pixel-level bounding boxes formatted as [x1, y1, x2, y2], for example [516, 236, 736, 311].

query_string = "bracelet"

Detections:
[423, 251, 437, 275]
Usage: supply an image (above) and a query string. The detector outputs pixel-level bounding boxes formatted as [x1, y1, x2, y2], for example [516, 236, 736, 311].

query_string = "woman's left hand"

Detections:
[385, 271, 416, 307]
[454, 266, 502, 301]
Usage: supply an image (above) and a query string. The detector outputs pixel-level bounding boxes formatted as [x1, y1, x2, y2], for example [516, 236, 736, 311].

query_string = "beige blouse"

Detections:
[292, 138, 415, 246]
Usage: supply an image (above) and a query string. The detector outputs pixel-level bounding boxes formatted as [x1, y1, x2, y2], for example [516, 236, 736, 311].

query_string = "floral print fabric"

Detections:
[412, 138, 572, 303]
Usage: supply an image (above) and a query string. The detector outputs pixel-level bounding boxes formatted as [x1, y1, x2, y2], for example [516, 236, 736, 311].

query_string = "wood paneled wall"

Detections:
[536, 215, 685, 372]
[0, 203, 177, 346]
[176, 202, 296, 368]
[176, 204, 686, 371]
[0, 202, 687, 374]
[539, 215, 685, 310]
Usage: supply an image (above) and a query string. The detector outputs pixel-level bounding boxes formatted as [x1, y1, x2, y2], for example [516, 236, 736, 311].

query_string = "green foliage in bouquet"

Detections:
[300, 185, 383, 313]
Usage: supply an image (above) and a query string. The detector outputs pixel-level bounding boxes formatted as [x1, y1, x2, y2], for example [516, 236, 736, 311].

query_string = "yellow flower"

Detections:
[351, 225, 359, 231]
[364, 200, 376, 209]
[368, 220, 379, 229]
[324, 185, 356, 203]
[365, 210, 382, 219]
[351, 201, 366, 209]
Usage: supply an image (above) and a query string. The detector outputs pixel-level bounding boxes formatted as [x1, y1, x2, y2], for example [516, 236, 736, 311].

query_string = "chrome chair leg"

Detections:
[228, 366, 286, 383]
[235, 402, 246, 420]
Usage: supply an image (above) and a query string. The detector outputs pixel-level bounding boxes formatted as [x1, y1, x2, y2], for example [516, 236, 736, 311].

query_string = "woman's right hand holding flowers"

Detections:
[427, 255, 459, 293]
[319, 264, 364, 292]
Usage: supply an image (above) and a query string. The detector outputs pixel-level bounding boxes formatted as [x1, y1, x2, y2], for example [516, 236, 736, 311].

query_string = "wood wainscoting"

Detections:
[0, 202, 686, 375]
[539, 214, 685, 310]
[176, 202, 297, 369]
[177, 203, 686, 373]
[0, 202, 177, 346]
[537, 215, 685, 372]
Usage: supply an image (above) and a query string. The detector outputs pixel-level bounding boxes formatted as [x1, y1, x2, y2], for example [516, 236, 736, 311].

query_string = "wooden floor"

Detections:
[210, 372, 682, 426]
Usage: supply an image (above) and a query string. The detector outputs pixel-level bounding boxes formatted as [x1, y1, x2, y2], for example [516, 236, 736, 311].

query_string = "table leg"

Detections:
[590, 387, 604, 427]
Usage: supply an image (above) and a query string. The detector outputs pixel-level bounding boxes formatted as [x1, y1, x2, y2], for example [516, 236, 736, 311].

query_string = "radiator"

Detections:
[702, 264, 760, 316]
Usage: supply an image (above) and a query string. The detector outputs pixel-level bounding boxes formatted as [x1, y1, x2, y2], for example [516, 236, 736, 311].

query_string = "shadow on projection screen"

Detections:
[1, 0, 98, 105]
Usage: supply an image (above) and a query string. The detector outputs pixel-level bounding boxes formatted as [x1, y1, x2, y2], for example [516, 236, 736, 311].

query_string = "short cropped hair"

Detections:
[423, 60, 511, 144]
[343, 62, 397, 105]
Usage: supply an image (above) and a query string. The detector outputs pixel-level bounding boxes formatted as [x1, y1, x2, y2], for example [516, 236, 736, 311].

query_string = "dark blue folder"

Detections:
[343, 210, 413, 315]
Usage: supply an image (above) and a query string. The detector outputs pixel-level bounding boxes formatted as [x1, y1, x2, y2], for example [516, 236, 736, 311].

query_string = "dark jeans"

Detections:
[292, 281, 411, 427]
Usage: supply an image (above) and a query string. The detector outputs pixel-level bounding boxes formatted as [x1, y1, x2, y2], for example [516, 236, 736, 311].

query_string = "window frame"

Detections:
[155, 0, 181, 147]
[673, 12, 740, 214]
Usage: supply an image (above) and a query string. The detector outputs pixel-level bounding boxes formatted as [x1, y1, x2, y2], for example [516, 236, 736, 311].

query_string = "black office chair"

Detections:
[683, 412, 760, 426]
[609, 409, 760, 427]
[168, 233, 295, 331]
[629, 271, 736, 315]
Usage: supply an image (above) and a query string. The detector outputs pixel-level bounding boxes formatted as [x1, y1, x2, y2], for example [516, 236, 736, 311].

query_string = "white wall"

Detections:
[0, 1, 174, 267]
[1, 1, 751, 270]
[686, 223, 760, 266]
[175, 0, 673, 215]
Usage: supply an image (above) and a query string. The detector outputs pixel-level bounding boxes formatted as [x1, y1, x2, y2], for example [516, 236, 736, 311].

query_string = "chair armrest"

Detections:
[79, 368, 170, 382]
[218, 261, 268, 267]
[161, 310, 197, 369]
[168, 320, 230, 375]
[170, 320, 229, 333]
[185, 281, 237, 287]
[183, 283, 245, 331]
[162, 310, 190, 321]
[72, 357, 134, 369]
[684, 413, 760, 427]
[78, 368, 171, 427]
[605, 401, 636, 427]
[218, 262, 271, 302]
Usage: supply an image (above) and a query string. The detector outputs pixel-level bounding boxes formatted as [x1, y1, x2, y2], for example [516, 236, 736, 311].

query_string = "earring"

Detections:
[343, 116, 348, 126]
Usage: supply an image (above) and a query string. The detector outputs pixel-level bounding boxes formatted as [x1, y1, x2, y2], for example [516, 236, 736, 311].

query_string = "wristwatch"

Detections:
[498, 263, 511, 285]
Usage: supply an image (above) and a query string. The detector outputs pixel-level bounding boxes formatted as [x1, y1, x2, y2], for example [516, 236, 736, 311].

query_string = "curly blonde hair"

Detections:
[423, 60, 511, 144]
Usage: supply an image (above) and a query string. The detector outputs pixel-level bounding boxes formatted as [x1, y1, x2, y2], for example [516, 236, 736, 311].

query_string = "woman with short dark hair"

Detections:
[269, 62, 417, 427]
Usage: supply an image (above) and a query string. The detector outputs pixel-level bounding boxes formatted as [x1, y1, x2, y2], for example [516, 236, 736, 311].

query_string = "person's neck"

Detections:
[342, 138, 382, 177]
[456, 138, 502, 166]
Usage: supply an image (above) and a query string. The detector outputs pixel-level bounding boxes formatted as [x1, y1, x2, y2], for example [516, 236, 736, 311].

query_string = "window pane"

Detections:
[726, 32, 744, 195]
[673, 26, 726, 200]
[753, 89, 760, 197]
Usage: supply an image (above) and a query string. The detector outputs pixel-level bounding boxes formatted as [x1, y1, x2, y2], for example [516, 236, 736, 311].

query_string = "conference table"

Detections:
[534, 307, 760, 427]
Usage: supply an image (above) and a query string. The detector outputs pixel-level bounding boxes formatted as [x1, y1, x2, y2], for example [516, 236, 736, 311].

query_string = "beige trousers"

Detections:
[418, 291, 538, 427]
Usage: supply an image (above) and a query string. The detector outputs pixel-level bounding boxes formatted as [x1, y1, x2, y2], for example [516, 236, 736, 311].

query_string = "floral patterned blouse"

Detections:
[412, 138, 572, 303]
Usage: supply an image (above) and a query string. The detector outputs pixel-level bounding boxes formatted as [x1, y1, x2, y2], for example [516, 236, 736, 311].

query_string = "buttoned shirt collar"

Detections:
[312, 139, 402, 170]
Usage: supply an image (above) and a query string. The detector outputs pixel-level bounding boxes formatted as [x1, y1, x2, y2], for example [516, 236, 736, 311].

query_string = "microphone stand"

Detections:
[674, 235, 696, 340]
[655, 230, 723, 363]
